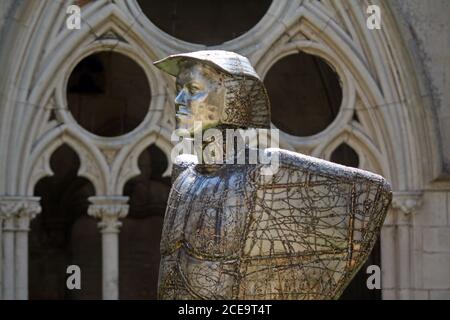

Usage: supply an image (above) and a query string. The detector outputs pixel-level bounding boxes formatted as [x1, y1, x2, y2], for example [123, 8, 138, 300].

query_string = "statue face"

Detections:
[174, 63, 226, 136]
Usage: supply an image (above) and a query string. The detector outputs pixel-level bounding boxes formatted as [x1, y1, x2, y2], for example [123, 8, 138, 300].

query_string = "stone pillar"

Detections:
[0, 211, 2, 300]
[0, 201, 16, 300]
[88, 196, 128, 300]
[15, 199, 41, 300]
[0, 197, 41, 300]
[387, 192, 422, 300]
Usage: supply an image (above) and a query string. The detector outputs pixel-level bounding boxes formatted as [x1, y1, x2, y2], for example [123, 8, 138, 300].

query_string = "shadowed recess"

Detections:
[137, 0, 272, 45]
[120, 145, 171, 299]
[264, 52, 343, 137]
[329, 143, 381, 300]
[67, 52, 151, 137]
[30, 144, 100, 300]
[330, 143, 360, 169]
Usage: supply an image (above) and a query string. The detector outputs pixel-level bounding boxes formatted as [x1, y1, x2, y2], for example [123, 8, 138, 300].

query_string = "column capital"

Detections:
[0, 196, 41, 230]
[391, 191, 423, 215]
[88, 196, 129, 233]
[0, 196, 41, 216]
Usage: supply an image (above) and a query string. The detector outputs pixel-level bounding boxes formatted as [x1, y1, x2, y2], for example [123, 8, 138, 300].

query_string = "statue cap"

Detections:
[153, 50, 261, 80]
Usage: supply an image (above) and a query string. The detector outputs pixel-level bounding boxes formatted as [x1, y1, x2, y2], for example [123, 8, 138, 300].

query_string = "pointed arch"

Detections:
[313, 126, 387, 177]
[114, 130, 174, 195]
[249, 1, 439, 191]
[1, 1, 173, 196]
[25, 125, 109, 196]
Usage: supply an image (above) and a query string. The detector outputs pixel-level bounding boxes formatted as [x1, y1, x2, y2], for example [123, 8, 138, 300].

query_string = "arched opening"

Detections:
[29, 144, 100, 299]
[67, 51, 151, 137]
[330, 143, 360, 168]
[119, 145, 171, 299]
[264, 52, 343, 136]
[137, 0, 272, 45]
[329, 143, 381, 300]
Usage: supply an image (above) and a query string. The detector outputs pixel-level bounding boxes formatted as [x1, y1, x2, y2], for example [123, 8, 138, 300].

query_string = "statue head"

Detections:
[154, 50, 271, 135]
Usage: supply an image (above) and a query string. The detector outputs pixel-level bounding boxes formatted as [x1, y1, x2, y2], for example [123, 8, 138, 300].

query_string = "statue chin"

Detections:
[175, 114, 193, 135]
[174, 121, 203, 138]
[175, 115, 220, 137]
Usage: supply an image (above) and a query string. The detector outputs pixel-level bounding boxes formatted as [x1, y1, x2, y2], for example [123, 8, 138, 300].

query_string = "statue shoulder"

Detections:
[171, 154, 198, 183]
[259, 148, 391, 192]
[239, 148, 392, 299]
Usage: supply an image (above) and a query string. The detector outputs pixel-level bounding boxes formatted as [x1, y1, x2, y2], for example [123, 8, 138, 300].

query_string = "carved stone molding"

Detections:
[0, 197, 42, 231]
[391, 191, 423, 215]
[88, 196, 129, 233]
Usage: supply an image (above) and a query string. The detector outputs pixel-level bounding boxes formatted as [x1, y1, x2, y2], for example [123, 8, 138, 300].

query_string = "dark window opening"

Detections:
[340, 239, 382, 300]
[330, 143, 381, 300]
[137, 0, 272, 45]
[264, 52, 343, 136]
[120, 145, 171, 299]
[30, 145, 100, 299]
[67, 52, 151, 137]
[330, 143, 360, 168]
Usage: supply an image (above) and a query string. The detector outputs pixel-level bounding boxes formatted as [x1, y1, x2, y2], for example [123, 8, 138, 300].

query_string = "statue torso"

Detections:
[157, 150, 392, 300]
[158, 164, 257, 299]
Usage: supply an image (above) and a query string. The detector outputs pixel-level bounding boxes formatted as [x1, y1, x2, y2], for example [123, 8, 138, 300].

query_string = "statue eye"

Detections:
[188, 84, 200, 94]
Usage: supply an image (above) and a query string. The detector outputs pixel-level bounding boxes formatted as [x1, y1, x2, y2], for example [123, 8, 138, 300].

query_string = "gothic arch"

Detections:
[245, 0, 440, 191]
[1, 0, 439, 195]
[26, 125, 108, 196]
[315, 128, 386, 175]
[114, 132, 173, 195]
[0, 1, 174, 197]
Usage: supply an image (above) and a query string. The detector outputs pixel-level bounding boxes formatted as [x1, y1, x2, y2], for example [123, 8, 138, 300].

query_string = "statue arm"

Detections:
[171, 154, 198, 183]
[238, 149, 392, 299]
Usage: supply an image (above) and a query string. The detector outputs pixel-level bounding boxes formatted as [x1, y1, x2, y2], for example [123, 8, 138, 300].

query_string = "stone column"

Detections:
[15, 199, 41, 300]
[88, 196, 128, 300]
[0, 200, 17, 300]
[0, 210, 2, 300]
[388, 192, 422, 300]
[0, 197, 41, 300]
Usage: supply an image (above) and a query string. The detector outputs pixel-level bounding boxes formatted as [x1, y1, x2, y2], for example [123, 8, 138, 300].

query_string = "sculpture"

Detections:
[153, 50, 392, 300]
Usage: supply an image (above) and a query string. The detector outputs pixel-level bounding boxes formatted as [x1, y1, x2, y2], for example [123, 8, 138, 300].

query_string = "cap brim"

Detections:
[153, 54, 223, 78]
[153, 55, 184, 78]
[153, 50, 261, 80]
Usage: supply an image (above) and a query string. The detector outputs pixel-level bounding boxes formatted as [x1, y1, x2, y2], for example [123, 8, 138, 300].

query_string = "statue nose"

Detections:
[175, 90, 187, 106]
